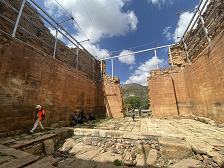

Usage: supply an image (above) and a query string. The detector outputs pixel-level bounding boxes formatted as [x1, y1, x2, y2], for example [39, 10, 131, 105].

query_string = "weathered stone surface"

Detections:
[2, 148, 30, 158]
[186, 139, 213, 155]
[136, 154, 146, 167]
[206, 139, 224, 147]
[159, 137, 192, 159]
[0, 156, 12, 165]
[25, 156, 58, 168]
[146, 149, 157, 166]
[0, 154, 39, 168]
[147, 31, 224, 124]
[0, 144, 9, 152]
[24, 143, 43, 155]
[43, 139, 54, 155]
[169, 159, 201, 168]
[61, 138, 76, 152]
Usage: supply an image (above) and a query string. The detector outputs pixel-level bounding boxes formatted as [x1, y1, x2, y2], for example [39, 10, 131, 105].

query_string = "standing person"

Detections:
[29, 105, 45, 134]
[138, 105, 142, 117]
[79, 110, 88, 121]
[131, 105, 135, 121]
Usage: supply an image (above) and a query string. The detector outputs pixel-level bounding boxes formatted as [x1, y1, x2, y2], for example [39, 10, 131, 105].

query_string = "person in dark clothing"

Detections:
[131, 105, 135, 121]
[79, 110, 88, 121]
[138, 105, 142, 117]
[89, 109, 96, 120]
[72, 111, 82, 125]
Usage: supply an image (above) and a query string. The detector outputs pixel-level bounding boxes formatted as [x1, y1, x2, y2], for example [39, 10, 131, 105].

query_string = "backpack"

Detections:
[41, 109, 45, 120]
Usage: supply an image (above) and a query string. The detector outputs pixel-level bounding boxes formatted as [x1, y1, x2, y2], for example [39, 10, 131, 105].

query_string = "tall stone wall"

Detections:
[184, 32, 224, 123]
[0, 36, 98, 132]
[147, 31, 224, 123]
[147, 75, 178, 118]
[0, 35, 124, 133]
[97, 75, 124, 118]
[147, 0, 224, 123]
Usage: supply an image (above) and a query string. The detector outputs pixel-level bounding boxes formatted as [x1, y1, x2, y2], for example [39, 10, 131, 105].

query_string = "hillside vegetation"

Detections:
[122, 83, 149, 102]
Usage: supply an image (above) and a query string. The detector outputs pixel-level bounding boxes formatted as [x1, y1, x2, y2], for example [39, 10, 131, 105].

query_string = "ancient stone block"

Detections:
[43, 139, 54, 155]
[159, 137, 192, 159]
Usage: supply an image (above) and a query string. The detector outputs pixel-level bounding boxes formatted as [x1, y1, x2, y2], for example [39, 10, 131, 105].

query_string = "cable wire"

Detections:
[74, 0, 123, 18]
[53, 0, 98, 57]
[79, 0, 100, 37]
[110, 41, 156, 54]
[55, 0, 72, 18]
[177, 0, 182, 40]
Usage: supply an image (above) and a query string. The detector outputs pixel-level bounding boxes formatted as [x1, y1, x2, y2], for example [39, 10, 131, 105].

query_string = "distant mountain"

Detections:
[122, 83, 149, 101]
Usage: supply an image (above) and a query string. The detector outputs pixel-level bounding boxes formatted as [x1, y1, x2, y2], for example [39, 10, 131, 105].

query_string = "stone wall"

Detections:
[147, 0, 224, 123]
[0, 34, 123, 132]
[97, 75, 124, 118]
[0, 0, 101, 80]
[147, 31, 224, 123]
[0, 36, 94, 132]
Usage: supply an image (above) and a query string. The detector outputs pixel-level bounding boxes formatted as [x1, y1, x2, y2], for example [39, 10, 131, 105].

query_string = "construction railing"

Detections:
[178, 0, 224, 62]
[0, 0, 97, 80]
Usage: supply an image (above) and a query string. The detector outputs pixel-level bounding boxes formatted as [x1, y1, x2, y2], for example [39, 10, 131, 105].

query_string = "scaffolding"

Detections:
[0, 0, 97, 80]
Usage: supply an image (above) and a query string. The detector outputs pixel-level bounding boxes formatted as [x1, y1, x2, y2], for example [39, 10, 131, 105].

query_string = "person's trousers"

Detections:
[81, 116, 88, 121]
[30, 119, 44, 133]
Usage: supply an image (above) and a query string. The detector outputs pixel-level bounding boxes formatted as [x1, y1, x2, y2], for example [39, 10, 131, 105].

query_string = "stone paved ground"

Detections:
[0, 116, 224, 167]
[80, 117, 224, 142]
[59, 116, 224, 168]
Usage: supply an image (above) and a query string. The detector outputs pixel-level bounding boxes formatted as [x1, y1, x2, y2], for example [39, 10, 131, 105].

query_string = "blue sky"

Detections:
[30, 0, 204, 86]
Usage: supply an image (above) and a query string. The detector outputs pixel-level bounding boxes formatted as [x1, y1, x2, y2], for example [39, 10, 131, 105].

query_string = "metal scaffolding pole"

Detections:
[12, 0, 26, 37]
[101, 60, 102, 79]
[183, 39, 190, 63]
[196, 8, 211, 45]
[101, 44, 175, 61]
[92, 58, 94, 80]
[76, 43, 79, 69]
[53, 24, 59, 59]
[108, 52, 113, 80]
[168, 46, 174, 66]
[154, 42, 159, 69]
[111, 58, 113, 80]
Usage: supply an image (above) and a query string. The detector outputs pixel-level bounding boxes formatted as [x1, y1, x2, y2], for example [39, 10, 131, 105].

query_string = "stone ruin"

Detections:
[147, 0, 224, 124]
[0, 0, 224, 167]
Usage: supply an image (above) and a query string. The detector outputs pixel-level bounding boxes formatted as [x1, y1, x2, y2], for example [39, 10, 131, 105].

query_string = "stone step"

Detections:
[24, 156, 58, 168]
[0, 154, 39, 168]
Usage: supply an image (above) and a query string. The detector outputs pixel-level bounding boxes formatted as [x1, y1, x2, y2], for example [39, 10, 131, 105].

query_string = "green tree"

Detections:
[124, 96, 142, 109]
[142, 99, 150, 109]
[124, 104, 132, 110]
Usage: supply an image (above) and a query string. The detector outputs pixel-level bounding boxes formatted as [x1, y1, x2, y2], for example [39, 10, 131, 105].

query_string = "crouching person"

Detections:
[28, 105, 45, 134]
[72, 111, 83, 125]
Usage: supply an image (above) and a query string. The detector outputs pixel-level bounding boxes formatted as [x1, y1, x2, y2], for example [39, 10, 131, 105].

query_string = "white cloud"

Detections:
[127, 11, 138, 30]
[162, 26, 172, 41]
[49, 27, 64, 41]
[122, 56, 166, 86]
[147, 0, 174, 8]
[118, 50, 135, 65]
[173, 11, 195, 43]
[129, 66, 134, 70]
[44, 0, 138, 44]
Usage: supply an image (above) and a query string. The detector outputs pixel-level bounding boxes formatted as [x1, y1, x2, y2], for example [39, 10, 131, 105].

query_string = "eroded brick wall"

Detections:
[184, 32, 224, 123]
[0, 37, 100, 132]
[148, 75, 178, 118]
[147, 32, 224, 123]
[97, 77, 124, 118]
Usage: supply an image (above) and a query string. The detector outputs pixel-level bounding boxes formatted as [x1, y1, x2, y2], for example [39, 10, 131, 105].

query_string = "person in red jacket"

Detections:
[28, 105, 45, 134]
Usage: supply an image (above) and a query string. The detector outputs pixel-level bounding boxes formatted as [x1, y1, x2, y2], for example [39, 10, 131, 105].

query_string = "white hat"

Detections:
[35, 105, 41, 109]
